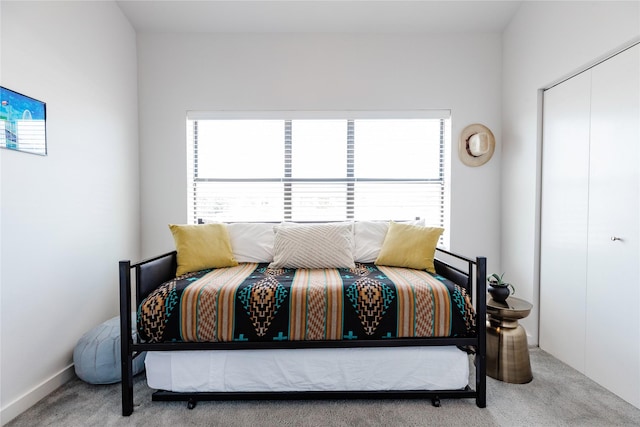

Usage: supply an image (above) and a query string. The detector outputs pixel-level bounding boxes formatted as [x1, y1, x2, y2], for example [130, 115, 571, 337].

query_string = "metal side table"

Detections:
[486, 296, 533, 384]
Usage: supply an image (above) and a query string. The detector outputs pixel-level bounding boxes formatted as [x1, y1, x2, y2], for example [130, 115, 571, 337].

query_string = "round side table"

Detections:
[486, 296, 533, 384]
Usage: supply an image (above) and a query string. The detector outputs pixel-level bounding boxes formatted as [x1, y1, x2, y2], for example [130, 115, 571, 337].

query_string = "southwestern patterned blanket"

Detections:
[137, 263, 476, 343]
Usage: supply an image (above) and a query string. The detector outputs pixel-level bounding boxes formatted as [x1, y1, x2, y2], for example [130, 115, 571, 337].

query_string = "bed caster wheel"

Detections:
[431, 397, 441, 407]
[187, 399, 197, 410]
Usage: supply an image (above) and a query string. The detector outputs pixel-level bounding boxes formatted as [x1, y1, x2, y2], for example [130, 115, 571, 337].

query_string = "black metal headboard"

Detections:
[134, 251, 177, 307]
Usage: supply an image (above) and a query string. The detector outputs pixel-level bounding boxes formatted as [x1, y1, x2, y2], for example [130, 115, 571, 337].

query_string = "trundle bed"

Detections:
[119, 221, 487, 415]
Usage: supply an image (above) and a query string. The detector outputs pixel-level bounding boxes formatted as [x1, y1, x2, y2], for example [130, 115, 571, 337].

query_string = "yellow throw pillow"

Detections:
[374, 222, 444, 273]
[169, 223, 238, 276]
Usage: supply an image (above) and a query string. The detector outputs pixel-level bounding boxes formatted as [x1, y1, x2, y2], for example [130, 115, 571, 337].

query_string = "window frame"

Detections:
[186, 110, 451, 245]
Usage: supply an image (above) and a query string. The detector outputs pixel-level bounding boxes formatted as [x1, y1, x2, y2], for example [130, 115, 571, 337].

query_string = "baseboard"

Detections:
[0, 364, 75, 426]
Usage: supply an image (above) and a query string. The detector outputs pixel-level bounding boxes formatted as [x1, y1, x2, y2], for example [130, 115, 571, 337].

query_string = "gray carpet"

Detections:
[7, 348, 640, 426]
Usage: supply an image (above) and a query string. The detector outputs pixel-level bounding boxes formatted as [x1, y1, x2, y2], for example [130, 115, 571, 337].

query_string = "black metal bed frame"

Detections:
[119, 248, 486, 416]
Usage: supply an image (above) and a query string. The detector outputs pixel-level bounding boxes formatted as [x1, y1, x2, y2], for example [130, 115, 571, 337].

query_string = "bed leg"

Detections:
[431, 396, 441, 407]
[121, 352, 134, 416]
[120, 260, 134, 416]
[475, 256, 487, 408]
[475, 352, 487, 408]
[187, 398, 198, 410]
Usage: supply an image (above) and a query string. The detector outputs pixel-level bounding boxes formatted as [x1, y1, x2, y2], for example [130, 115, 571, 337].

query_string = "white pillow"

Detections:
[269, 223, 356, 269]
[354, 219, 425, 263]
[226, 222, 275, 263]
[278, 221, 356, 252]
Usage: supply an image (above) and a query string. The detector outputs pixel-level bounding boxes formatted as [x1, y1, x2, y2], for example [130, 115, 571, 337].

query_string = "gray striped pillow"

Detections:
[269, 223, 356, 269]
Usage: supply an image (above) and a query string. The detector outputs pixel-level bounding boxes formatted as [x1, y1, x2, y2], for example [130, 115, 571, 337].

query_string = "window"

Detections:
[186, 111, 450, 232]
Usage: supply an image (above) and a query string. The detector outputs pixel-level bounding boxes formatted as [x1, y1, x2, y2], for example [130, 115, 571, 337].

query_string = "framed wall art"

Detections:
[0, 86, 47, 155]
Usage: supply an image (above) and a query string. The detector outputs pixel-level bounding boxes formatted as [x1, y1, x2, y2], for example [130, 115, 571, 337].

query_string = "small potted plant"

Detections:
[487, 273, 515, 303]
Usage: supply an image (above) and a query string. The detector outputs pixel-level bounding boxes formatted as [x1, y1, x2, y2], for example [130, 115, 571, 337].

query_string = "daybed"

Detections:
[119, 221, 486, 415]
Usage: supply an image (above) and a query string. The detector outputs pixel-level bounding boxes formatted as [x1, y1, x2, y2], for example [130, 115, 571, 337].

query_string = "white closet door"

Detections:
[539, 71, 591, 373]
[586, 44, 639, 407]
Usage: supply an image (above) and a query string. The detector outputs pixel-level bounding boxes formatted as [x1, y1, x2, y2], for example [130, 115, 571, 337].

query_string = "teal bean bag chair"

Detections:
[73, 316, 145, 384]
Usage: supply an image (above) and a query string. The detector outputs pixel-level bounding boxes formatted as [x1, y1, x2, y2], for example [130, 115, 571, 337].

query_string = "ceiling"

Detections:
[116, 0, 522, 34]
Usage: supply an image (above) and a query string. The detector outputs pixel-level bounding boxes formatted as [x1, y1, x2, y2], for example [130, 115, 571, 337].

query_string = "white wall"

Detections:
[0, 1, 139, 424]
[502, 1, 640, 345]
[137, 32, 503, 274]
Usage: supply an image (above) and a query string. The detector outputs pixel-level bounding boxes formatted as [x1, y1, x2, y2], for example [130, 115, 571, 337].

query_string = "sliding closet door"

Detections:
[542, 44, 640, 408]
[539, 71, 591, 373]
[585, 44, 639, 407]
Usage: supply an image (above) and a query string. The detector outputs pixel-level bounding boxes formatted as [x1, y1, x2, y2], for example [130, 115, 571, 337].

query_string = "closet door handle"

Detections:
[611, 236, 623, 242]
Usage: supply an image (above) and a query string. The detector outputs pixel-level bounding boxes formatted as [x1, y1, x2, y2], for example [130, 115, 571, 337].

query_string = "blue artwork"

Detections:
[0, 86, 47, 155]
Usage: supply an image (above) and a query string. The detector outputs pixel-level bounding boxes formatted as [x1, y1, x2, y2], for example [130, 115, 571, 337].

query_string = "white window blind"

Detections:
[186, 112, 450, 229]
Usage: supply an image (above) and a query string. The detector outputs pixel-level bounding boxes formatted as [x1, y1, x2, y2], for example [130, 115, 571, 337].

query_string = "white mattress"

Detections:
[145, 346, 469, 393]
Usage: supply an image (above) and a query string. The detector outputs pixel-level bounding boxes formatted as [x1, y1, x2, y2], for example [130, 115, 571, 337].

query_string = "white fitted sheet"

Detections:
[145, 346, 469, 393]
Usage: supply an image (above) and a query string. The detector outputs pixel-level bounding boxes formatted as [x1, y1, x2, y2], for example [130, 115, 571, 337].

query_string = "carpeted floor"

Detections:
[6, 348, 640, 426]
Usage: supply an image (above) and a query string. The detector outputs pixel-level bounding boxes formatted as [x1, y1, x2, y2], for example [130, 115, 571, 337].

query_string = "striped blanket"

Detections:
[137, 263, 475, 343]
